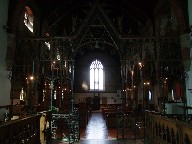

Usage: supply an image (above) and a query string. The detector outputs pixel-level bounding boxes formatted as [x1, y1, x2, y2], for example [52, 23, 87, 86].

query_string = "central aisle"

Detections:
[84, 111, 108, 139]
[48, 111, 144, 144]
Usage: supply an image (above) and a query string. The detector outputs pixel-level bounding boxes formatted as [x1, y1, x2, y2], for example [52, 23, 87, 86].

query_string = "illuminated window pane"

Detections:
[24, 6, 33, 33]
[99, 69, 103, 90]
[149, 91, 152, 100]
[54, 90, 56, 100]
[90, 69, 94, 89]
[90, 59, 104, 90]
[45, 42, 50, 50]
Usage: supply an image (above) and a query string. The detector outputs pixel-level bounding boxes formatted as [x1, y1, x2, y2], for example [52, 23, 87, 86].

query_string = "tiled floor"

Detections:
[48, 139, 144, 144]
[84, 111, 108, 139]
[48, 111, 144, 144]
[79, 139, 144, 144]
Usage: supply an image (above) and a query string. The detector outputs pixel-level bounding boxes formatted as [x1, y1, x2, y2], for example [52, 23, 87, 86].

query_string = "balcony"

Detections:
[145, 110, 192, 144]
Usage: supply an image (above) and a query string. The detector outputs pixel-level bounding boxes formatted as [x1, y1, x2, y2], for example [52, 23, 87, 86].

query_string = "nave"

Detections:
[0, 1, 192, 144]
[48, 111, 144, 144]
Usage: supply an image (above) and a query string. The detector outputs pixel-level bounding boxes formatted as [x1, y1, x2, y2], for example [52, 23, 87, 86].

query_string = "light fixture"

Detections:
[20, 87, 25, 101]
[138, 62, 144, 70]
[57, 54, 60, 61]
[29, 76, 34, 80]
[56, 48, 60, 60]
[144, 82, 150, 85]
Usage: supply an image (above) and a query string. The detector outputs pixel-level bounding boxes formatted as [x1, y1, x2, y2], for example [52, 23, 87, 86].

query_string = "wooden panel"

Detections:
[102, 97, 107, 105]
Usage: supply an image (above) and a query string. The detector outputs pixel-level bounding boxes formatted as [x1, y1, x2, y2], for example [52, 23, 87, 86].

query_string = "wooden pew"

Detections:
[78, 102, 92, 128]
[102, 108, 119, 128]
[0, 114, 41, 144]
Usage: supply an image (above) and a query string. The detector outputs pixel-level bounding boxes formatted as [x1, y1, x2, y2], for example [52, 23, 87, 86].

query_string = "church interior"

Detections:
[0, 0, 192, 143]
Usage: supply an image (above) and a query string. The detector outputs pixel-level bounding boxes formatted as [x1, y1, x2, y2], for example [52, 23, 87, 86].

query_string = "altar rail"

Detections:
[145, 111, 192, 144]
[0, 114, 41, 144]
[51, 108, 80, 143]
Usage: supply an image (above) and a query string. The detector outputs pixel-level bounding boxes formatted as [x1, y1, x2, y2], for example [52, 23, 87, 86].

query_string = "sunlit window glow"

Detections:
[149, 91, 152, 100]
[69, 65, 71, 73]
[45, 42, 50, 50]
[20, 87, 26, 100]
[24, 6, 33, 33]
[54, 90, 56, 100]
[90, 59, 104, 90]
[172, 89, 174, 100]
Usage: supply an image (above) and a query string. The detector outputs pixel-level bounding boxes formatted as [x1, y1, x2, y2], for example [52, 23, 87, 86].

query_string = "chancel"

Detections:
[0, 0, 192, 144]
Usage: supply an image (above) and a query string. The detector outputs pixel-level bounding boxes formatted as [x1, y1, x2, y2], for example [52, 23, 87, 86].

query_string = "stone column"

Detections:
[180, 34, 191, 71]
[0, 0, 9, 69]
[154, 43, 162, 111]
[188, 0, 192, 29]
[6, 33, 16, 70]
[121, 60, 126, 107]
[159, 16, 168, 36]
[187, 0, 192, 113]
[180, 33, 191, 113]
[0, 0, 11, 119]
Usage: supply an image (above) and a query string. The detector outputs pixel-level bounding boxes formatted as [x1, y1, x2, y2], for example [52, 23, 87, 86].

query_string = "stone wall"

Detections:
[0, 0, 11, 119]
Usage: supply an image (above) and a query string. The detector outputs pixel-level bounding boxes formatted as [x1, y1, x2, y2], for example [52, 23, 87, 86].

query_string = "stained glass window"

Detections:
[24, 6, 33, 33]
[90, 59, 104, 90]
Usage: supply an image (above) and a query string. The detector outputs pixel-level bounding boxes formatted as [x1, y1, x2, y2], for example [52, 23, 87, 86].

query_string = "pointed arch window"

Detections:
[90, 59, 104, 91]
[24, 6, 33, 33]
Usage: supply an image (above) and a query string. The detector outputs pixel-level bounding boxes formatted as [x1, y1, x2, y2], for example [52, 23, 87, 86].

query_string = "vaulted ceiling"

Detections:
[34, 0, 159, 36]
[27, 0, 163, 64]
[8, 0, 185, 96]
[30, 0, 182, 86]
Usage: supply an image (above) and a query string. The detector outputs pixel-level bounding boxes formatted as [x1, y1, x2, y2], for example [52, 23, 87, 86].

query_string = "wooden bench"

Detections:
[102, 108, 119, 128]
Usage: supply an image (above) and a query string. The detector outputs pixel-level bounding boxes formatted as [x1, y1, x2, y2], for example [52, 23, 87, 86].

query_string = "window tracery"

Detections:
[90, 59, 104, 91]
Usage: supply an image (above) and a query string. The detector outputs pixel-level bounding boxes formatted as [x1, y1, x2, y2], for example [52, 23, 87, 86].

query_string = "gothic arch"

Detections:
[169, 0, 188, 33]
